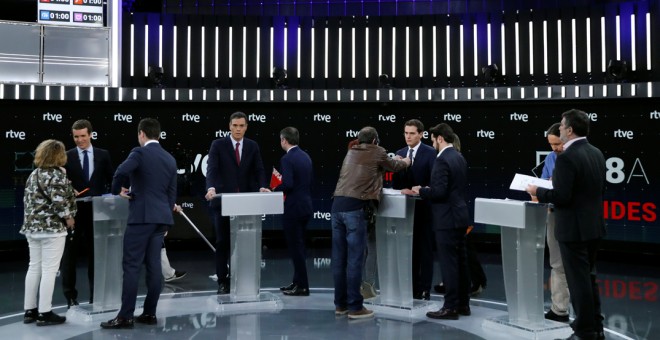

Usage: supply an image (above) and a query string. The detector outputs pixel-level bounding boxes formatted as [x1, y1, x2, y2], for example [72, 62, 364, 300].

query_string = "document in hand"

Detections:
[509, 173, 553, 191]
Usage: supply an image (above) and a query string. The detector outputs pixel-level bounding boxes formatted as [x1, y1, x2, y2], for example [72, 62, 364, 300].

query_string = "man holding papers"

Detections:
[526, 109, 606, 340]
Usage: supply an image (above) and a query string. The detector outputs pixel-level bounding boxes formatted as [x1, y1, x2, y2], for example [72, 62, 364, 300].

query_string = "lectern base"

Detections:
[65, 299, 144, 323]
[482, 315, 572, 340]
[213, 292, 282, 313]
[364, 296, 437, 319]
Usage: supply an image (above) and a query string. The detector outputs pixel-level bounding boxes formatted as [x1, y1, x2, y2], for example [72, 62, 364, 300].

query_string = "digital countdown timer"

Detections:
[37, 0, 104, 27]
[39, 10, 71, 22]
[72, 12, 103, 24]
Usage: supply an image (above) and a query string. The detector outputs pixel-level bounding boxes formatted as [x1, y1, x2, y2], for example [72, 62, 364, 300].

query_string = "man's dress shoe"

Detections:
[135, 313, 157, 325]
[413, 291, 430, 300]
[217, 282, 230, 295]
[457, 306, 471, 316]
[280, 283, 295, 291]
[433, 283, 446, 294]
[426, 308, 459, 320]
[545, 309, 570, 323]
[283, 286, 310, 296]
[66, 298, 79, 309]
[100, 316, 134, 329]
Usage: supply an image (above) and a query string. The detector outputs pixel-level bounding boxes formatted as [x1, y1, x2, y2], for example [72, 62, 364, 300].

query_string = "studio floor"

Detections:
[0, 246, 656, 340]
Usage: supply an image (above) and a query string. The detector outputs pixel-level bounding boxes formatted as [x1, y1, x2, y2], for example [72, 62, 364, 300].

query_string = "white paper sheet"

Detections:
[509, 173, 553, 191]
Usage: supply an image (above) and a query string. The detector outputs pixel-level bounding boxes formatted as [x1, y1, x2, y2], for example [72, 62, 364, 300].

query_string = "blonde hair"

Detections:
[34, 139, 67, 168]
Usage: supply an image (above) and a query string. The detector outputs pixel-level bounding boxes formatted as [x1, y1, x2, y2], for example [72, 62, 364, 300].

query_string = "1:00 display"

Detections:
[73, 13, 103, 23]
[40, 10, 71, 22]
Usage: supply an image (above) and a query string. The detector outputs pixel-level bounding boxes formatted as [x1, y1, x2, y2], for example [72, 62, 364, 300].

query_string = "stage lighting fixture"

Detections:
[379, 74, 392, 88]
[148, 65, 165, 88]
[272, 67, 288, 89]
[481, 64, 499, 84]
[606, 60, 628, 82]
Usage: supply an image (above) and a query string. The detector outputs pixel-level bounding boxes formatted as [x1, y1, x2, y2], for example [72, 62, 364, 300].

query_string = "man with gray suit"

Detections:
[101, 118, 178, 329]
[527, 109, 606, 340]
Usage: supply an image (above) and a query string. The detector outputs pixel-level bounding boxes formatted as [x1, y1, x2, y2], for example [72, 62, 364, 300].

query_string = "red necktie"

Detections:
[235, 142, 241, 165]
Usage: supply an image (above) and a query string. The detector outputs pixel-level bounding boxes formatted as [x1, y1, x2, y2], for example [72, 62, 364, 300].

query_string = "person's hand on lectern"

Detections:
[400, 188, 417, 196]
[410, 185, 423, 195]
[205, 188, 216, 201]
[119, 187, 133, 199]
[259, 187, 271, 192]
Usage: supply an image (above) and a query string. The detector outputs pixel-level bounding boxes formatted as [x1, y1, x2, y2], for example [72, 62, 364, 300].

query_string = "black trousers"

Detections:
[60, 201, 94, 302]
[435, 227, 470, 310]
[283, 215, 311, 289]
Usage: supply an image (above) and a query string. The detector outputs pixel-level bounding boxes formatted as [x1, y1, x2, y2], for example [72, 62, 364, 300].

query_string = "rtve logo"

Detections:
[509, 112, 528, 122]
[215, 130, 231, 137]
[248, 113, 266, 123]
[613, 129, 634, 139]
[378, 114, 396, 122]
[313, 113, 331, 122]
[42, 112, 62, 122]
[650, 110, 660, 119]
[182, 113, 200, 122]
[443, 113, 462, 122]
[313, 211, 331, 220]
[345, 129, 359, 138]
[5, 130, 26, 140]
[113, 113, 132, 122]
[476, 129, 495, 139]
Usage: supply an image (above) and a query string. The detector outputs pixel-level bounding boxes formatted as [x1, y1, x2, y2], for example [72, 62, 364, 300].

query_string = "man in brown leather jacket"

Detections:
[331, 126, 410, 320]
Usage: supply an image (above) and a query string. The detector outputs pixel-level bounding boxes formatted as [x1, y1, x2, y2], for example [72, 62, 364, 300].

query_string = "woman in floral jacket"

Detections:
[20, 139, 77, 326]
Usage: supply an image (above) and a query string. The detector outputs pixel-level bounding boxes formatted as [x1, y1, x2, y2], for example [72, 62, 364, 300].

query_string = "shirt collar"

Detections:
[562, 137, 586, 150]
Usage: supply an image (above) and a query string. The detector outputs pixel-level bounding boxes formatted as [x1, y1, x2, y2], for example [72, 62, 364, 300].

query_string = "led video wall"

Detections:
[1, 98, 658, 244]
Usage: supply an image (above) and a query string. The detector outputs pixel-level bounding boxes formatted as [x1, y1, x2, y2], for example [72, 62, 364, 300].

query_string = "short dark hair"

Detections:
[404, 119, 424, 133]
[280, 126, 299, 145]
[358, 126, 379, 144]
[561, 109, 590, 137]
[428, 123, 455, 143]
[229, 111, 248, 123]
[72, 119, 93, 134]
[546, 122, 561, 137]
[138, 118, 161, 139]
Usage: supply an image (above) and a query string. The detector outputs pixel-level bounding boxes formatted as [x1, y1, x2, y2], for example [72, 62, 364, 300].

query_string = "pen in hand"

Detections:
[76, 188, 90, 197]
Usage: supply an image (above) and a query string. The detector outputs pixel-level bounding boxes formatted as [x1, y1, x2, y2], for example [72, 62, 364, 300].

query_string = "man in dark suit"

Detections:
[273, 127, 314, 296]
[204, 111, 269, 294]
[61, 119, 114, 307]
[409, 123, 471, 320]
[100, 118, 178, 329]
[527, 109, 606, 340]
[392, 119, 436, 300]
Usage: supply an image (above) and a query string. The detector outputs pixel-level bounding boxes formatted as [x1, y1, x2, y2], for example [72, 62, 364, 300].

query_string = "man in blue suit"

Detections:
[204, 111, 269, 294]
[410, 123, 471, 320]
[273, 127, 314, 296]
[101, 118, 178, 329]
[62, 119, 115, 307]
[392, 119, 436, 300]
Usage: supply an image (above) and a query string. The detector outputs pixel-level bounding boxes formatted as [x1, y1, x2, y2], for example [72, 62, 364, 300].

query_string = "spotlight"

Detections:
[378, 74, 392, 88]
[606, 60, 628, 82]
[272, 67, 288, 89]
[148, 65, 165, 88]
[481, 64, 499, 84]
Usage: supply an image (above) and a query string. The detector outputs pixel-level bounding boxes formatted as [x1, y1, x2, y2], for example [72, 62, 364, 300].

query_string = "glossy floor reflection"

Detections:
[0, 247, 656, 339]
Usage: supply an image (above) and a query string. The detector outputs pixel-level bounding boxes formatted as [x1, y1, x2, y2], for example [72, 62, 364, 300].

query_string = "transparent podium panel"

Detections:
[475, 198, 570, 338]
[229, 215, 262, 301]
[366, 193, 436, 317]
[69, 196, 129, 320]
[218, 193, 283, 306]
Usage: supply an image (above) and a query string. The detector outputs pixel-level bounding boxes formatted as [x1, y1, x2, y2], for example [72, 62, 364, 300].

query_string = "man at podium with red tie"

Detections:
[204, 111, 269, 295]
